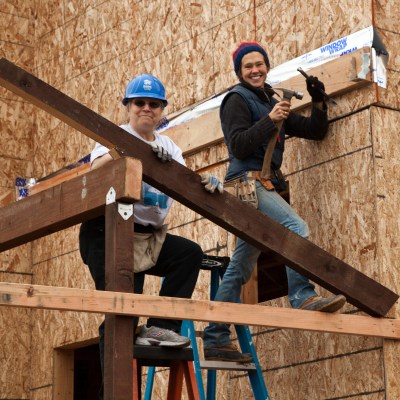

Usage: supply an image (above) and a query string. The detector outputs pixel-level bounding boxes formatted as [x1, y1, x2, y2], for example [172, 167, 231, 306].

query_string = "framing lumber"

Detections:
[165, 47, 375, 155]
[0, 282, 399, 339]
[0, 157, 142, 251]
[103, 201, 135, 399]
[0, 57, 397, 317]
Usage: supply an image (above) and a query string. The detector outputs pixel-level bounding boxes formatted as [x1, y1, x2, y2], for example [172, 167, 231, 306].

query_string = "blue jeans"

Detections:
[203, 181, 317, 348]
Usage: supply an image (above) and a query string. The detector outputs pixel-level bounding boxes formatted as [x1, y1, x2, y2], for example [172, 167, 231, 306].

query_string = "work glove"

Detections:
[200, 173, 224, 194]
[306, 75, 326, 102]
[151, 143, 172, 162]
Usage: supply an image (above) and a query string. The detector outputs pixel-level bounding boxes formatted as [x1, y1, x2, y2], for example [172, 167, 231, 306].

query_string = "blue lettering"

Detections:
[321, 38, 348, 55]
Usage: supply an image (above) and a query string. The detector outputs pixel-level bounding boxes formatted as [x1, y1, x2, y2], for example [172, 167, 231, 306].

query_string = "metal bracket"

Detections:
[106, 187, 116, 205]
[118, 203, 133, 220]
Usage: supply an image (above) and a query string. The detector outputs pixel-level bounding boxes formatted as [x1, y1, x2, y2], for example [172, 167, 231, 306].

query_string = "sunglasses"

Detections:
[132, 99, 163, 109]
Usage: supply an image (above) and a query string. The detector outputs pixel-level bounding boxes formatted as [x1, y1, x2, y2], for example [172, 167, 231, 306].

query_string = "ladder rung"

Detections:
[200, 360, 257, 371]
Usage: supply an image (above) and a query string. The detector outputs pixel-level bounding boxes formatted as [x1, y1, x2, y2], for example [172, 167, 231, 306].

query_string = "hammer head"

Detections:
[274, 87, 304, 101]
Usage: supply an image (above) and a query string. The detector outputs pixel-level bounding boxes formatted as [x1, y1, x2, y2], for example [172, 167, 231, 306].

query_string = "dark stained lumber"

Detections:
[0, 57, 397, 317]
[103, 201, 135, 400]
[0, 157, 142, 252]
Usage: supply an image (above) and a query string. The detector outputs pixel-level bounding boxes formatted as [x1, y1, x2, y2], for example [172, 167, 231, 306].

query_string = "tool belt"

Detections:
[224, 171, 275, 208]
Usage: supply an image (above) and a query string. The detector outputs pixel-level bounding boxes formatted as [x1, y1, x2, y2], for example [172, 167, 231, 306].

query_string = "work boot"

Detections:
[204, 344, 253, 363]
[300, 294, 346, 313]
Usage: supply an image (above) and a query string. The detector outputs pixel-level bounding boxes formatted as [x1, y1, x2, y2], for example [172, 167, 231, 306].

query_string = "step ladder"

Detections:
[143, 255, 270, 400]
[133, 345, 200, 400]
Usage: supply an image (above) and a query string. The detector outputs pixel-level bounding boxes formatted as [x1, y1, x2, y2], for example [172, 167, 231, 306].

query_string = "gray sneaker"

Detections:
[135, 325, 190, 348]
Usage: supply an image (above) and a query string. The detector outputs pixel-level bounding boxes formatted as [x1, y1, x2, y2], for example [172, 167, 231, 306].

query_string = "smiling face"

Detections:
[239, 51, 269, 88]
[127, 97, 164, 141]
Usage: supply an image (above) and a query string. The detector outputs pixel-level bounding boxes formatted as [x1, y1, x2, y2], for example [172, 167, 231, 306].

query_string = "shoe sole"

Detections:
[303, 296, 346, 313]
[204, 355, 253, 364]
[136, 337, 190, 348]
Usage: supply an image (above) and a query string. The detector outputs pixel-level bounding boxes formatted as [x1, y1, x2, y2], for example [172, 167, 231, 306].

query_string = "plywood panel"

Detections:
[262, 0, 298, 67]
[377, 70, 400, 110]
[371, 107, 400, 316]
[284, 108, 372, 174]
[290, 0, 323, 55]
[64, 37, 101, 81]
[0, 11, 34, 45]
[320, 0, 373, 46]
[35, 52, 65, 89]
[383, 340, 400, 400]
[1, 0, 33, 17]
[212, 0, 253, 22]
[289, 150, 379, 282]
[0, 243, 31, 273]
[0, 157, 33, 189]
[374, 0, 400, 33]
[0, 97, 35, 160]
[253, 326, 381, 369]
[258, 349, 383, 400]
[212, 12, 255, 94]
[30, 252, 101, 389]
[375, 29, 400, 72]
[33, 110, 66, 179]
[0, 272, 31, 399]
[35, 29, 65, 69]
[34, 0, 64, 39]
[0, 41, 35, 72]
[32, 225, 80, 265]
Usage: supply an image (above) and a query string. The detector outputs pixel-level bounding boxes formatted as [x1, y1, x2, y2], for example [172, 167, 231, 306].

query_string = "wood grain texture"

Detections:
[1, 59, 396, 315]
[1, 282, 400, 339]
[0, 272, 31, 399]
[0, 157, 142, 251]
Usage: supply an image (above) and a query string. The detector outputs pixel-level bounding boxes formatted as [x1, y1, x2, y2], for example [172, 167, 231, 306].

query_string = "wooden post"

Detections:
[104, 197, 135, 399]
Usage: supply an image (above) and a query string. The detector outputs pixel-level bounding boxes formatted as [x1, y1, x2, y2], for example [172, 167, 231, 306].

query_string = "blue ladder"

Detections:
[144, 255, 270, 400]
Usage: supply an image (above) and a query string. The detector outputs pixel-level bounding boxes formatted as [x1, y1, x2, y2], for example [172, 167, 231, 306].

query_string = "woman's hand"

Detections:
[269, 101, 291, 123]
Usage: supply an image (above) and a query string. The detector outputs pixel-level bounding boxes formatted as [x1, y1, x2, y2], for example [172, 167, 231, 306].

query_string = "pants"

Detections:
[79, 216, 202, 397]
[203, 181, 317, 348]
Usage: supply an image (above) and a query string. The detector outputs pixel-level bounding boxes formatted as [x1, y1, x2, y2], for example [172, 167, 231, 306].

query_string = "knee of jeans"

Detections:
[288, 217, 309, 238]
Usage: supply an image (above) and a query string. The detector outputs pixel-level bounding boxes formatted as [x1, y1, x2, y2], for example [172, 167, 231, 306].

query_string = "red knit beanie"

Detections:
[232, 42, 270, 76]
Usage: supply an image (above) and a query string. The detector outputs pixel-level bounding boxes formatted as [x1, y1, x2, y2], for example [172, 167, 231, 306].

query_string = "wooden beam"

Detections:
[0, 157, 142, 252]
[0, 282, 399, 339]
[165, 47, 375, 155]
[103, 201, 135, 400]
[0, 58, 397, 317]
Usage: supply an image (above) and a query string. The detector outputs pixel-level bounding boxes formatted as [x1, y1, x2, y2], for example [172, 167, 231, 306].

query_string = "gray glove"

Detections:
[151, 143, 172, 162]
[200, 173, 223, 194]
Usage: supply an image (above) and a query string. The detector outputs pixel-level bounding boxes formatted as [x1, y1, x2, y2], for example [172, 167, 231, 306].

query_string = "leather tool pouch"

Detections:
[225, 174, 258, 208]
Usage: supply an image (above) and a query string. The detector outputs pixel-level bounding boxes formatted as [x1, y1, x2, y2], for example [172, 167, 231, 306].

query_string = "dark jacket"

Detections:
[220, 82, 328, 181]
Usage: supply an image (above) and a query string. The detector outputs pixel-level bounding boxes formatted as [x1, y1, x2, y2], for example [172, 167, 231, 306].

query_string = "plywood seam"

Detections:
[285, 145, 373, 177]
[229, 347, 384, 377]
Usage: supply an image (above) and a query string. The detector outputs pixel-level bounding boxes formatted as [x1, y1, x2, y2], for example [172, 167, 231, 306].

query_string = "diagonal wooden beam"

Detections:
[0, 283, 400, 339]
[0, 57, 398, 317]
[0, 157, 142, 251]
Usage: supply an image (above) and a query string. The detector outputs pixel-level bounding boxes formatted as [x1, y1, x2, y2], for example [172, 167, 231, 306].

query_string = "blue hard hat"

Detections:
[122, 74, 168, 106]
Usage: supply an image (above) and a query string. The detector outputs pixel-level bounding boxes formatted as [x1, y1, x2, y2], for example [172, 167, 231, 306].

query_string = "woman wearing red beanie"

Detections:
[202, 41, 346, 363]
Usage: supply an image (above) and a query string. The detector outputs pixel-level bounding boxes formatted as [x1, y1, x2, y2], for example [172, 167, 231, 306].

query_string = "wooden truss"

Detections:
[0, 56, 399, 399]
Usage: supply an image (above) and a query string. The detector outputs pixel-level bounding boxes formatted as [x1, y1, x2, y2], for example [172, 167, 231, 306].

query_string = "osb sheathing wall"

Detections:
[0, 0, 399, 399]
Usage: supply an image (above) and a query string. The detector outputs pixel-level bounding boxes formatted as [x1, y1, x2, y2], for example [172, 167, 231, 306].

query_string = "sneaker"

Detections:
[300, 294, 346, 313]
[204, 344, 253, 363]
[135, 325, 190, 348]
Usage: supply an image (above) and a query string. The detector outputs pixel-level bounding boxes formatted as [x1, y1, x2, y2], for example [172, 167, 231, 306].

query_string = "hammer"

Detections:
[260, 87, 303, 180]
[273, 87, 304, 102]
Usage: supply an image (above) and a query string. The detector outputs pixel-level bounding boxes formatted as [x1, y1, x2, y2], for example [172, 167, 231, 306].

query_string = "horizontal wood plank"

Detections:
[0, 157, 142, 251]
[0, 282, 399, 339]
[0, 57, 397, 317]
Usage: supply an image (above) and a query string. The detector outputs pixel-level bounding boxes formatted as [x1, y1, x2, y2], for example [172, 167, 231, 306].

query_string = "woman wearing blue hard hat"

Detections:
[79, 74, 203, 399]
